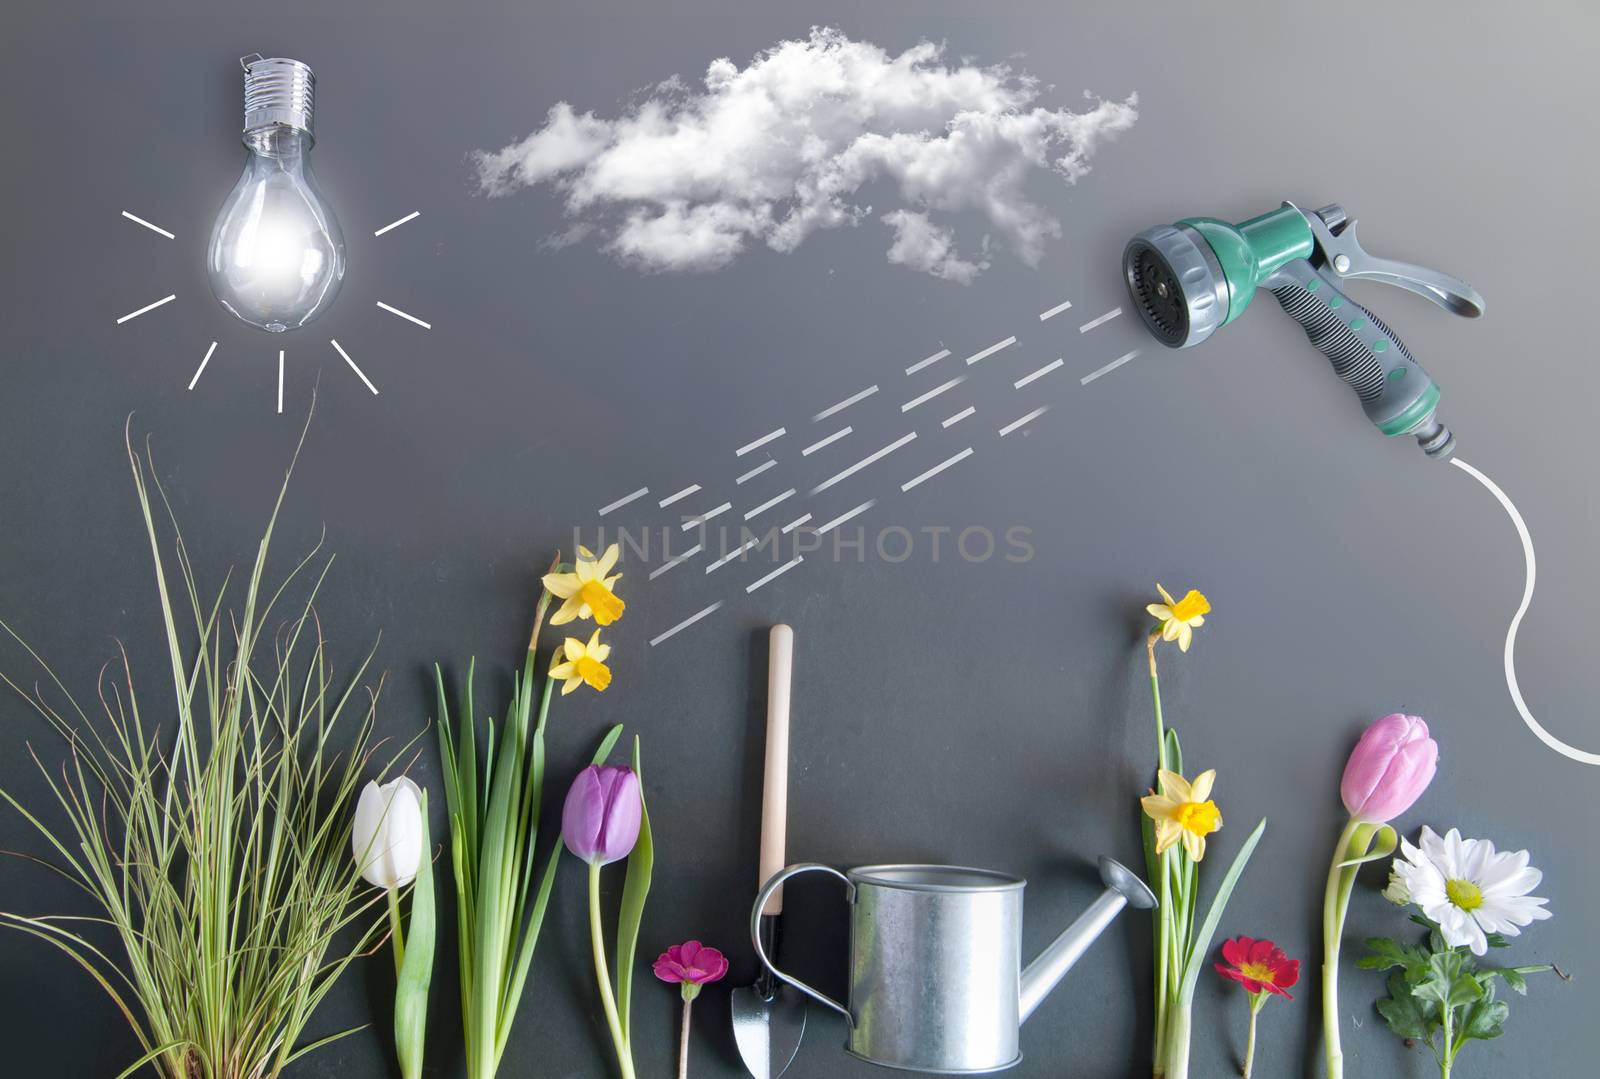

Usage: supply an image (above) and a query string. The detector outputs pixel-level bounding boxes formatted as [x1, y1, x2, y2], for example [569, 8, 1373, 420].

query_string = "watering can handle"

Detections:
[751, 863, 854, 1024]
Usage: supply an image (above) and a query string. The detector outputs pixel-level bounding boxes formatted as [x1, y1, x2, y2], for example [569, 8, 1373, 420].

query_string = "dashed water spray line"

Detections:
[1451, 457, 1600, 766]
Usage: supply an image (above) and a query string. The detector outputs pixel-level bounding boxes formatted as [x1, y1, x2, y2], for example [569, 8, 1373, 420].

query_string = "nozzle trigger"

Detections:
[1295, 203, 1486, 319]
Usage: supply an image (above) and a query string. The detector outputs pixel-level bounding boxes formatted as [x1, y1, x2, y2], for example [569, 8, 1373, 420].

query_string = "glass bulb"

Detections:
[207, 57, 345, 333]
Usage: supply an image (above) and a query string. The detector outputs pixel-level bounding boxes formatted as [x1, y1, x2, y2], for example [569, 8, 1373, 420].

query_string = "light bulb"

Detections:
[207, 55, 345, 333]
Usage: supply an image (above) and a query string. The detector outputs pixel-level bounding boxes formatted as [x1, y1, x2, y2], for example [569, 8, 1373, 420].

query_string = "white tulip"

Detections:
[351, 777, 424, 889]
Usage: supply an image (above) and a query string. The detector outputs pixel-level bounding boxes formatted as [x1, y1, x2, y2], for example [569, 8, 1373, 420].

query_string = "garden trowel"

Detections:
[730, 624, 807, 1079]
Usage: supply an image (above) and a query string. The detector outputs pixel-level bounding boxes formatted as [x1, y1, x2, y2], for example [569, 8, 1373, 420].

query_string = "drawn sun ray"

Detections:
[112, 208, 429, 409]
[376, 301, 432, 329]
[121, 210, 175, 239]
[373, 210, 420, 237]
[188, 342, 218, 390]
[330, 339, 379, 395]
[116, 294, 176, 324]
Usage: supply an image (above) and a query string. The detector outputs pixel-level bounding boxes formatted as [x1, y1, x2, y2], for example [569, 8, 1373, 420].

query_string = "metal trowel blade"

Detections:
[730, 984, 807, 1079]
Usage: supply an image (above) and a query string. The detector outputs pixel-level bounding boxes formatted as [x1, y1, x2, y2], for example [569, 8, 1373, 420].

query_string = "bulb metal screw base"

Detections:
[241, 54, 315, 140]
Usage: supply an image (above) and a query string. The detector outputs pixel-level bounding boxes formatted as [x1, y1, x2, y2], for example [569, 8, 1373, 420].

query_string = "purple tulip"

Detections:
[1340, 714, 1439, 823]
[562, 765, 642, 865]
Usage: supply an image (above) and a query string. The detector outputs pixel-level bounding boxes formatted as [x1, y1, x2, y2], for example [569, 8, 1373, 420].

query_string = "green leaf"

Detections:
[1163, 728, 1183, 778]
[614, 736, 654, 1047]
[1177, 817, 1266, 1002]
[1375, 969, 1437, 1041]
[1360, 936, 1429, 977]
[109, 1041, 197, 1079]
[1460, 992, 1508, 1042]
[1409, 914, 1447, 952]
[1412, 950, 1481, 1012]
[591, 723, 624, 766]
[459, 660, 481, 856]
[1337, 823, 1397, 868]
[1479, 965, 1529, 995]
[394, 792, 436, 1079]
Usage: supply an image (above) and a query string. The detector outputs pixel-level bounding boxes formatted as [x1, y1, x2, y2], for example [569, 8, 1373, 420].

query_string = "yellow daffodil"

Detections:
[1141, 768, 1223, 861]
[543, 544, 625, 626]
[550, 629, 613, 695]
[1147, 584, 1210, 652]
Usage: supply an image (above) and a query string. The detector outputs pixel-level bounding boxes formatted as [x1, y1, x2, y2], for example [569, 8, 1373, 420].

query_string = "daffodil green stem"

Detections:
[1322, 817, 1369, 1079]
[590, 862, 636, 1079]
[1148, 634, 1168, 772]
[1148, 634, 1171, 1075]
[387, 886, 405, 977]
[1162, 1003, 1192, 1079]
[536, 666, 556, 733]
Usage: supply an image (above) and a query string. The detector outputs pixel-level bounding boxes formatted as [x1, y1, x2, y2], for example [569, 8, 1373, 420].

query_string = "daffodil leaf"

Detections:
[1177, 816, 1265, 1003]
[1140, 810, 1158, 902]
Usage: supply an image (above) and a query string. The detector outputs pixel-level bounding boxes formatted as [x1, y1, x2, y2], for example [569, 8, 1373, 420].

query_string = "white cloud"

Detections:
[474, 28, 1137, 282]
[882, 210, 989, 284]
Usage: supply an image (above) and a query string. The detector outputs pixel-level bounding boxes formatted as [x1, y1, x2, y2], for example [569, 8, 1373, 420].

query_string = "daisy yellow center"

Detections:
[1171, 591, 1210, 621]
[575, 656, 611, 692]
[1239, 961, 1275, 983]
[1173, 800, 1221, 836]
[578, 580, 625, 625]
[1445, 878, 1484, 912]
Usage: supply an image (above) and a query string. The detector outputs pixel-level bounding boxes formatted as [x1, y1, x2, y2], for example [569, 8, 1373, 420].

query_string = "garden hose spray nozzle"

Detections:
[1123, 203, 1484, 459]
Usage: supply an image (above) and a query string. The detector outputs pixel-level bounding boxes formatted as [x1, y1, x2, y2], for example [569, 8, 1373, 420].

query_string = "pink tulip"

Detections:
[1339, 713, 1438, 823]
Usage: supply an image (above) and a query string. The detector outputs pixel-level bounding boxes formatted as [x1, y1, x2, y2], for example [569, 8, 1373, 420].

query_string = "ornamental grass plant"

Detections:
[0, 420, 402, 1079]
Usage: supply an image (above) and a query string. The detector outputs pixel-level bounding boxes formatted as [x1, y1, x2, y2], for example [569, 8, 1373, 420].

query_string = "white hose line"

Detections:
[1451, 457, 1600, 765]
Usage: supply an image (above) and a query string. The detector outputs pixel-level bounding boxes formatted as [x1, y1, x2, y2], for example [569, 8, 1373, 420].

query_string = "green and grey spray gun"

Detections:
[1123, 203, 1484, 459]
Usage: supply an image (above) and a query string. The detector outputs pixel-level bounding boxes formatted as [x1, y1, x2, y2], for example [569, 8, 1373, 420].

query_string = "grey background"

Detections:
[3, 3, 1596, 1077]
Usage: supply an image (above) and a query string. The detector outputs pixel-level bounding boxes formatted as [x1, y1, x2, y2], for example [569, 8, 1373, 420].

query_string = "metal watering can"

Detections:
[750, 856, 1156, 1074]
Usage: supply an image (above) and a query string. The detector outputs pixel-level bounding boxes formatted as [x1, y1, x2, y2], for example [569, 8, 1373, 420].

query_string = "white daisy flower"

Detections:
[1391, 826, 1552, 956]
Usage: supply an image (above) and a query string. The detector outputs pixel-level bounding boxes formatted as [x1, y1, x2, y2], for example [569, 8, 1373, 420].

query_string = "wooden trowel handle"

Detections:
[758, 624, 794, 914]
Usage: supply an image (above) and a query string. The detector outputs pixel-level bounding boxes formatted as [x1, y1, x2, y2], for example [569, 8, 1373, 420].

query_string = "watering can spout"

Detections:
[1019, 857, 1157, 1023]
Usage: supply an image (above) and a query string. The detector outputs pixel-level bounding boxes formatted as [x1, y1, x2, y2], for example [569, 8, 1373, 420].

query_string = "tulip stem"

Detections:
[590, 862, 636, 1079]
[678, 996, 692, 1079]
[1321, 817, 1365, 1079]
[387, 885, 405, 976]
